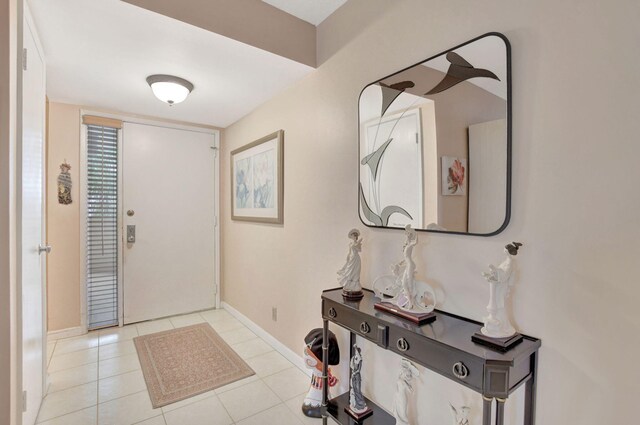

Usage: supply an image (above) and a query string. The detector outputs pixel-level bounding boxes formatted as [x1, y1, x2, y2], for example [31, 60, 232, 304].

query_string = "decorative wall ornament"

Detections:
[301, 328, 340, 418]
[392, 359, 420, 425]
[345, 344, 373, 421]
[425, 51, 500, 95]
[57, 160, 72, 205]
[337, 228, 364, 300]
[441, 156, 467, 196]
[373, 225, 437, 324]
[231, 130, 284, 224]
[450, 403, 471, 425]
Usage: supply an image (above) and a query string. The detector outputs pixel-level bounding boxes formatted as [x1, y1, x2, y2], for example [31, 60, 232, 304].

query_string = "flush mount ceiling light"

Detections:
[146, 74, 194, 105]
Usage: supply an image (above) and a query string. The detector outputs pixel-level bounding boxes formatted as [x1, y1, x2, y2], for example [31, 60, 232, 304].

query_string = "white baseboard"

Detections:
[222, 302, 311, 377]
[47, 326, 85, 341]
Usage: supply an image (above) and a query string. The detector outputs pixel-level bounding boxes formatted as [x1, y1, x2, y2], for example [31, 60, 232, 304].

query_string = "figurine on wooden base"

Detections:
[392, 359, 420, 425]
[345, 344, 373, 421]
[481, 242, 522, 338]
[337, 229, 364, 300]
[450, 403, 471, 425]
[472, 242, 525, 351]
[301, 329, 340, 418]
[374, 225, 437, 325]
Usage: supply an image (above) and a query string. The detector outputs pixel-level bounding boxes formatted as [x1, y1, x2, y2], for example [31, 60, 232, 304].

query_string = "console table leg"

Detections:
[321, 319, 329, 420]
[524, 352, 538, 425]
[482, 397, 493, 425]
[495, 399, 505, 425]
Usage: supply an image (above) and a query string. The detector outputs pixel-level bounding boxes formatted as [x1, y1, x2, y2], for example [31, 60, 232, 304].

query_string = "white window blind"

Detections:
[86, 124, 119, 330]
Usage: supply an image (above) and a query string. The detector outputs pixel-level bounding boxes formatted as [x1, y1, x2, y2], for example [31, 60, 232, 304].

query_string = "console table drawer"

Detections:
[323, 301, 386, 346]
[388, 326, 484, 391]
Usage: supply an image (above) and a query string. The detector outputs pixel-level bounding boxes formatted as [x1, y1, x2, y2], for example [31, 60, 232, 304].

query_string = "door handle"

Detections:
[38, 244, 52, 255]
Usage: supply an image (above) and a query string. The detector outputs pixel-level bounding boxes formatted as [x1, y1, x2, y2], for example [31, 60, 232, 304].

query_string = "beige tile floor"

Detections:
[39, 309, 336, 425]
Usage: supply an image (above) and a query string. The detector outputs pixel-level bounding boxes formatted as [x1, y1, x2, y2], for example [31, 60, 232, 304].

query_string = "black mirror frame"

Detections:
[357, 32, 512, 237]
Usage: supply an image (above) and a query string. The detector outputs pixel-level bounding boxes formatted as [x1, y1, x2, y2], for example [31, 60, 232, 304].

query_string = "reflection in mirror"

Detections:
[359, 33, 510, 235]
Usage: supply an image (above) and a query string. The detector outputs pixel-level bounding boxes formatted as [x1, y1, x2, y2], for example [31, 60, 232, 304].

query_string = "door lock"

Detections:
[127, 225, 136, 243]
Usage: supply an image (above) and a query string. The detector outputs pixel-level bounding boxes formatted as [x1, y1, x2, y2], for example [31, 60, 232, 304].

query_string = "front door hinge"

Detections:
[22, 390, 27, 412]
[210, 146, 218, 158]
[22, 48, 27, 71]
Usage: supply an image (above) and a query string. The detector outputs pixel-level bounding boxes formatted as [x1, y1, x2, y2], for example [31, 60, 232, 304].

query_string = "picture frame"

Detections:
[231, 130, 284, 224]
[441, 156, 467, 196]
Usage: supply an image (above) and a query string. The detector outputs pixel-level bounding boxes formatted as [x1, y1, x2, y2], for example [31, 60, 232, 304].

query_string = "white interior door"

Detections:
[122, 123, 217, 324]
[468, 119, 507, 234]
[21, 7, 46, 425]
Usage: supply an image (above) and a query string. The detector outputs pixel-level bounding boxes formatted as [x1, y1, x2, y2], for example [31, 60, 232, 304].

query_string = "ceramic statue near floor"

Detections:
[392, 358, 420, 425]
[301, 328, 340, 417]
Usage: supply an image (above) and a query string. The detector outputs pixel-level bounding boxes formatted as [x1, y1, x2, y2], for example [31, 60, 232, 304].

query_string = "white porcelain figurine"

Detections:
[386, 225, 437, 313]
[481, 242, 523, 338]
[337, 229, 364, 299]
[392, 359, 420, 425]
[450, 403, 471, 425]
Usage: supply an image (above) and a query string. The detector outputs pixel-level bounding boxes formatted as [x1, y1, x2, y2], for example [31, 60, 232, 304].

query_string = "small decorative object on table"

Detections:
[393, 359, 420, 425]
[374, 225, 437, 325]
[57, 160, 73, 205]
[472, 242, 524, 351]
[337, 228, 364, 300]
[450, 403, 471, 425]
[345, 344, 373, 421]
[301, 328, 340, 417]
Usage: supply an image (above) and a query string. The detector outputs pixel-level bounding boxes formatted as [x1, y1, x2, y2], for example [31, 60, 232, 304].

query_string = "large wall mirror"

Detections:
[359, 33, 511, 236]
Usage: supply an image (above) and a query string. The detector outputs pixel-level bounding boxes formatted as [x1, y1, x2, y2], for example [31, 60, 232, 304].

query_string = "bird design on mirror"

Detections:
[425, 51, 500, 95]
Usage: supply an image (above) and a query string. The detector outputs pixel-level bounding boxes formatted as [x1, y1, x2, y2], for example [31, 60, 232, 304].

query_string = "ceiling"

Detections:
[262, 0, 347, 25]
[28, 0, 315, 127]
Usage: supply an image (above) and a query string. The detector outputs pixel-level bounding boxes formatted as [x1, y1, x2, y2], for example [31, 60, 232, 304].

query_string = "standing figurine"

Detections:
[338, 229, 364, 300]
[301, 329, 340, 418]
[57, 161, 72, 205]
[481, 242, 523, 338]
[398, 225, 418, 309]
[392, 359, 420, 425]
[345, 344, 372, 420]
[450, 403, 471, 425]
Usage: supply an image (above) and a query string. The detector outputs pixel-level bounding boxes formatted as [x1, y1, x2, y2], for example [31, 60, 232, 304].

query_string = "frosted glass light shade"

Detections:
[146, 75, 194, 105]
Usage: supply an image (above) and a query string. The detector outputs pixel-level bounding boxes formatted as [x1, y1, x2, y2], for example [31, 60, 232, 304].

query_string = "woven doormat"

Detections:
[134, 323, 254, 408]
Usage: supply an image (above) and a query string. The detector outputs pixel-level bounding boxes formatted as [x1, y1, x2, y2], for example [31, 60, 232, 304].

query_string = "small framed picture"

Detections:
[441, 156, 467, 196]
[231, 130, 284, 224]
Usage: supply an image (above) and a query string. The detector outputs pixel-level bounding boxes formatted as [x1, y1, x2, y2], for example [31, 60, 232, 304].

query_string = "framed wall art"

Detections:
[231, 130, 284, 224]
[441, 156, 467, 196]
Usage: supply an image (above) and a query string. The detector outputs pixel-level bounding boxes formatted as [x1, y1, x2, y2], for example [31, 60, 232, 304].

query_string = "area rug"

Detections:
[134, 323, 255, 408]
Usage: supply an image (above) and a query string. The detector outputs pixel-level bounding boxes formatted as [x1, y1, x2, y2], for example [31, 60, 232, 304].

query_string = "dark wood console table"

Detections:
[320, 288, 540, 425]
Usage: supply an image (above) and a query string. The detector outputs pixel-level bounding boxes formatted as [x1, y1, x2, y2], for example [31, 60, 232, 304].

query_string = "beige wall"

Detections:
[45, 102, 221, 332]
[0, 0, 18, 422]
[46, 102, 82, 331]
[221, 0, 640, 424]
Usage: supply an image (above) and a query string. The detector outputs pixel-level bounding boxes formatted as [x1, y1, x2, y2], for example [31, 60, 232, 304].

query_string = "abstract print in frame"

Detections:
[231, 130, 284, 224]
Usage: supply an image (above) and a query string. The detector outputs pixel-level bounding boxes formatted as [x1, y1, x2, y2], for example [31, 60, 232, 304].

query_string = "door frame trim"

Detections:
[79, 111, 221, 329]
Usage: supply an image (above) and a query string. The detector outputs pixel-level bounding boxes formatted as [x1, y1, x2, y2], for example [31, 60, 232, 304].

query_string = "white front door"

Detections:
[21, 7, 46, 425]
[122, 123, 217, 324]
